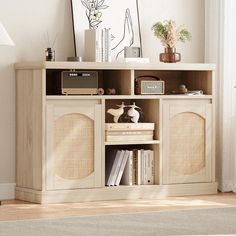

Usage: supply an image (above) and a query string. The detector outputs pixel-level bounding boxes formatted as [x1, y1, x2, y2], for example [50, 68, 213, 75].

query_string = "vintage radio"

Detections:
[61, 71, 98, 95]
[135, 76, 165, 95]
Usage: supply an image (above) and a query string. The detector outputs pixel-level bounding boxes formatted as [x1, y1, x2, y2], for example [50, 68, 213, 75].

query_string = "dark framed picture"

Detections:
[71, 0, 142, 61]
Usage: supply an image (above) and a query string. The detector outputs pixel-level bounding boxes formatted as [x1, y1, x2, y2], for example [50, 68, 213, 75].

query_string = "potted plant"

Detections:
[151, 20, 191, 63]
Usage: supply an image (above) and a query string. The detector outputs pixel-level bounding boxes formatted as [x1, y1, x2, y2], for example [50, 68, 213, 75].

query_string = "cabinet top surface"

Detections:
[15, 61, 216, 71]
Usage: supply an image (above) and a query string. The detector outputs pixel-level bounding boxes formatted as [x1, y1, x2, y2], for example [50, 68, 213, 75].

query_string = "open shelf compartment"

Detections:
[105, 144, 160, 187]
[134, 70, 213, 95]
[46, 69, 132, 96]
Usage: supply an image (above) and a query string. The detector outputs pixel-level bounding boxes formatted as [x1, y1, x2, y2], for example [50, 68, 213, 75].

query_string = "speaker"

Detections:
[135, 76, 165, 95]
[61, 71, 98, 95]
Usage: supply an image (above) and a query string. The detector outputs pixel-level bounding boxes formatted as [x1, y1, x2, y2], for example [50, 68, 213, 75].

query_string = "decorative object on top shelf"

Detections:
[44, 31, 57, 61]
[151, 19, 191, 63]
[67, 56, 82, 62]
[160, 47, 180, 64]
[124, 46, 141, 58]
[122, 46, 149, 63]
[107, 102, 126, 123]
[45, 48, 55, 61]
[127, 102, 141, 123]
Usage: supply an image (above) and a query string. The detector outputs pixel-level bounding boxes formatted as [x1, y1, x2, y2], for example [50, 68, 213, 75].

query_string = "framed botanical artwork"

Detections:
[71, 0, 142, 61]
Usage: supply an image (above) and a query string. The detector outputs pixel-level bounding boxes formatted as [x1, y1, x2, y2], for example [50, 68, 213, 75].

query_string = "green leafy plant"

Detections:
[151, 20, 191, 48]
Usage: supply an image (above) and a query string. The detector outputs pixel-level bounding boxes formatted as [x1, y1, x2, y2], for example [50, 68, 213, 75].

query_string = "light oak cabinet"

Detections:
[46, 100, 102, 190]
[15, 62, 217, 203]
[162, 100, 213, 184]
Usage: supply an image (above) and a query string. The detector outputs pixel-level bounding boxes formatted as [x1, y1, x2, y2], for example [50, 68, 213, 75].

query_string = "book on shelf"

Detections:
[143, 150, 154, 185]
[136, 149, 142, 185]
[106, 123, 155, 130]
[106, 150, 125, 186]
[84, 28, 111, 62]
[121, 150, 135, 185]
[102, 28, 111, 62]
[136, 149, 155, 185]
[114, 150, 129, 186]
[105, 149, 117, 186]
[111, 150, 125, 186]
[141, 149, 145, 185]
[106, 131, 154, 142]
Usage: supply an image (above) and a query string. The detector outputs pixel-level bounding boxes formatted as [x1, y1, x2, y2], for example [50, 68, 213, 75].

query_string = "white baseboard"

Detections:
[0, 183, 16, 200]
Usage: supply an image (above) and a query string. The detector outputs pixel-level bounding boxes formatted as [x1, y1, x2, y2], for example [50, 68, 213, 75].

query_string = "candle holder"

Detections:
[45, 48, 55, 61]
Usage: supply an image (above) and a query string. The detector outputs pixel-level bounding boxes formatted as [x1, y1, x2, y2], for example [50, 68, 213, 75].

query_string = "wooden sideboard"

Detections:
[15, 61, 217, 203]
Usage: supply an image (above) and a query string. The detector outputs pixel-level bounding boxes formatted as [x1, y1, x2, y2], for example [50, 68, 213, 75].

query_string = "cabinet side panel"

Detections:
[16, 69, 43, 190]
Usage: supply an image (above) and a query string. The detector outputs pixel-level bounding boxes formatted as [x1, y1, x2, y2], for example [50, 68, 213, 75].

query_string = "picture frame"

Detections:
[71, 0, 142, 61]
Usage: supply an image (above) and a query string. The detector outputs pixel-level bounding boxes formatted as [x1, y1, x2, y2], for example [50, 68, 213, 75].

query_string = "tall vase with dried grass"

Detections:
[151, 20, 191, 63]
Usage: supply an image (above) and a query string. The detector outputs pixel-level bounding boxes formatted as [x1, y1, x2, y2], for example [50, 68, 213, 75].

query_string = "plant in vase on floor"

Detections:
[151, 20, 191, 63]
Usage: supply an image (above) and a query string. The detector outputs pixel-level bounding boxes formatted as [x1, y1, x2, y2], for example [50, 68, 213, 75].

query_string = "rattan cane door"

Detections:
[162, 100, 212, 184]
[46, 100, 102, 190]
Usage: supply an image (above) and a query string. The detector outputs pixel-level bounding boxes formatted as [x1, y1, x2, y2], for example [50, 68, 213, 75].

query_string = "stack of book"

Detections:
[105, 123, 155, 142]
[84, 28, 111, 62]
[106, 149, 154, 186]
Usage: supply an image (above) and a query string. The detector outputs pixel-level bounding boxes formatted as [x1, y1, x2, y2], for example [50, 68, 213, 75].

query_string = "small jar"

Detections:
[45, 48, 55, 61]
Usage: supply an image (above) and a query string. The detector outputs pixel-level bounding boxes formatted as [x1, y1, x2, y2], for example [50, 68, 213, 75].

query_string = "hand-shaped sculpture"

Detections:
[127, 102, 141, 123]
[107, 102, 126, 123]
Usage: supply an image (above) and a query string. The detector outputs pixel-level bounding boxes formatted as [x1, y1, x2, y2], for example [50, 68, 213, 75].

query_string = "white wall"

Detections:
[0, 0, 204, 198]
[0, 0, 74, 198]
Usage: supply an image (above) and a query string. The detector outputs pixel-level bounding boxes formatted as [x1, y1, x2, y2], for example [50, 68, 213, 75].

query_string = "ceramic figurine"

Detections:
[127, 102, 141, 123]
[107, 102, 126, 123]
[178, 84, 188, 94]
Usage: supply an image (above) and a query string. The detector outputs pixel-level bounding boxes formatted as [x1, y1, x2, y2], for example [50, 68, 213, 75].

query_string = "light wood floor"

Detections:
[0, 193, 235, 221]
